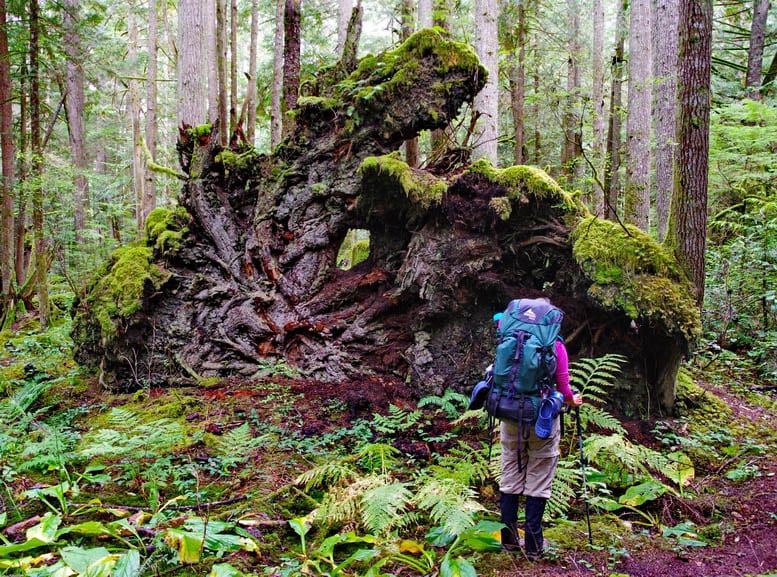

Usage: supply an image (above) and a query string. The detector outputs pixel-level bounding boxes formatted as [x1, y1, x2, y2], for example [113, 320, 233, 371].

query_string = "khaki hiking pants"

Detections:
[499, 416, 560, 499]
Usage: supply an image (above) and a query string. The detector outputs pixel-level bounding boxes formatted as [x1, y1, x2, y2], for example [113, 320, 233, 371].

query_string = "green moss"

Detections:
[359, 152, 448, 208]
[338, 29, 483, 108]
[297, 96, 338, 111]
[466, 159, 582, 215]
[351, 239, 370, 266]
[188, 124, 212, 139]
[145, 207, 190, 255]
[215, 149, 260, 171]
[83, 243, 171, 344]
[572, 216, 702, 342]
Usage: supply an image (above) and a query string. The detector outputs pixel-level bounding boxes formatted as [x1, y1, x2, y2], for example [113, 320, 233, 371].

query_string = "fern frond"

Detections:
[372, 405, 423, 436]
[360, 481, 413, 534]
[432, 442, 492, 486]
[78, 409, 184, 459]
[547, 460, 581, 519]
[358, 443, 401, 474]
[295, 461, 358, 490]
[584, 433, 669, 480]
[315, 474, 386, 528]
[569, 354, 627, 403]
[106, 407, 140, 429]
[0, 380, 52, 423]
[418, 390, 469, 418]
[581, 405, 626, 434]
[214, 423, 269, 470]
[413, 477, 485, 537]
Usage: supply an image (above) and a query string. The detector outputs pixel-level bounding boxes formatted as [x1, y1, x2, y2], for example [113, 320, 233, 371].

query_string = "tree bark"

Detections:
[591, 0, 605, 216]
[506, 0, 527, 165]
[230, 0, 238, 134]
[652, 0, 678, 241]
[129, 11, 145, 231]
[561, 0, 582, 178]
[745, 0, 770, 100]
[337, 0, 354, 54]
[0, 0, 14, 303]
[282, 0, 301, 139]
[144, 0, 159, 225]
[473, 0, 499, 164]
[624, 0, 652, 231]
[604, 0, 627, 221]
[271, 0, 284, 148]
[418, 0, 432, 27]
[246, 0, 259, 144]
[30, 0, 49, 328]
[401, 0, 419, 167]
[177, 0, 208, 127]
[63, 0, 90, 240]
[216, 0, 228, 146]
[670, 0, 712, 307]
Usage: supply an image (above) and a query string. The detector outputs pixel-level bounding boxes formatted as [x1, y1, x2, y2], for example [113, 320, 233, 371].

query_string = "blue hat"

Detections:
[468, 380, 490, 410]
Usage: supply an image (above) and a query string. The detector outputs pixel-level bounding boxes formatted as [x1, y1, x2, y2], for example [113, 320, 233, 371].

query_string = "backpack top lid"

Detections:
[498, 298, 564, 337]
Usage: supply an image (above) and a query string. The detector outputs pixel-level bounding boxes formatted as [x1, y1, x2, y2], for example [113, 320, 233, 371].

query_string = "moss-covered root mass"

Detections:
[571, 216, 702, 343]
[359, 152, 448, 208]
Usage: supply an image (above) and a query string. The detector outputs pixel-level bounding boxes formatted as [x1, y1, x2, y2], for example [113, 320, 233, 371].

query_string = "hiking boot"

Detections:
[501, 522, 521, 552]
[500, 493, 521, 553]
[524, 495, 547, 560]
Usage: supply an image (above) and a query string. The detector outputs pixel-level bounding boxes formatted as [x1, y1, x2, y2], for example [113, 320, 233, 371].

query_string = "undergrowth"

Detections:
[0, 317, 774, 576]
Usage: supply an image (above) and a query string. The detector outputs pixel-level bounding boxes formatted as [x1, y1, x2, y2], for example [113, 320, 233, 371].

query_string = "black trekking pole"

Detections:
[575, 406, 593, 546]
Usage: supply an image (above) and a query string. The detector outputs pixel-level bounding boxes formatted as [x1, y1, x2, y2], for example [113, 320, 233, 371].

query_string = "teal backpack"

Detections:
[484, 298, 564, 425]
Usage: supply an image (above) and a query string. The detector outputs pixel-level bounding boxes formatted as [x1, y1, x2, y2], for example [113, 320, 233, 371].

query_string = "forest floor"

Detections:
[139, 372, 777, 577]
[3, 321, 777, 577]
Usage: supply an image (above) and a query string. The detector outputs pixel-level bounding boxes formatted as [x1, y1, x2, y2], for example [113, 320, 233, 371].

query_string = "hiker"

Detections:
[496, 299, 583, 559]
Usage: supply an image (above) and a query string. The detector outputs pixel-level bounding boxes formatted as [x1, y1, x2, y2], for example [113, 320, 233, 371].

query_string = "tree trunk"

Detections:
[591, 0, 605, 216]
[670, 0, 712, 307]
[429, 0, 450, 159]
[418, 0, 432, 27]
[30, 0, 49, 328]
[63, 0, 90, 240]
[533, 34, 541, 164]
[0, 0, 14, 304]
[506, 0, 527, 165]
[216, 0, 228, 145]
[561, 0, 582, 178]
[337, 0, 354, 54]
[207, 0, 218, 123]
[652, 0, 678, 241]
[762, 47, 777, 95]
[624, 0, 652, 231]
[144, 0, 159, 225]
[271, 0, 284, 148]
[401, 0, 419, 167]
[745, 0, 770, 100]
[246, 0, 259, 144]
[177, 0, 208, 127]
[604, 0, 627, 221]
[473, 0, 499, 164]
[129, 11, 145, 231]
[15, 60, 27, 290]
[230, 0, 238, 134]
[282, 0, 302, 139]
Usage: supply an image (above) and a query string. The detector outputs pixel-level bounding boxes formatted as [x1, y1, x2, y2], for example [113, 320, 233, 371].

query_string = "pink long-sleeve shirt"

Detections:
[554, 339, 574, 401]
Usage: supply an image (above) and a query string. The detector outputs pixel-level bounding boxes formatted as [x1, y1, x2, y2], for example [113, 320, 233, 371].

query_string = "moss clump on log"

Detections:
[76, 243, 171, 345]
[145, 206, 190, 256]
[359, 152, 448, 208]
[572, 216, 701, 342]
[465, 159, 582, 220]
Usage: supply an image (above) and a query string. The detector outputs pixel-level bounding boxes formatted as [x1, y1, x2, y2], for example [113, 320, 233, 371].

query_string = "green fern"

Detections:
[569, 354, 628, 404]
[214, 423, 269, 471]
[78, 408, 185, 459]
[581, 405, 626, 434]
[431, 441, 492, 486]
[357, 442, 401, 474]
[295, 460, 359, 491]
[413, 477, 485, 537]
[418, 390, 469, 419]
[584, 433, 669, 486]
[547, 459, 581, 519]
[371, 405, 423, 436]
[361, 480, 413, 534]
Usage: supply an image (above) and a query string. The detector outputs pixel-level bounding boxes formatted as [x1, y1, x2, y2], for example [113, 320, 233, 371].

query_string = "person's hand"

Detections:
[566, 393, 583, 407]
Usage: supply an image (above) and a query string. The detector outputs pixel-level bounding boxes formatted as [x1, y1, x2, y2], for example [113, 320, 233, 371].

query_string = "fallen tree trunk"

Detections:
[72, 30, 700, 416]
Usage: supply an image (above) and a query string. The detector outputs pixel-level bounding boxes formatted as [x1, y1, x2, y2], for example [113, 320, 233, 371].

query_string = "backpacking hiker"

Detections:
[483, 298, 583, 559]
